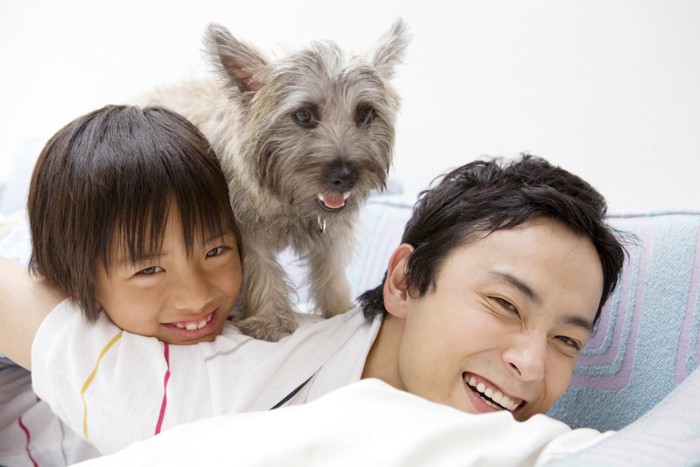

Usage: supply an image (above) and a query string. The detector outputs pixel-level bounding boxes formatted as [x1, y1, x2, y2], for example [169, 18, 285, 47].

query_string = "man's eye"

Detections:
[556, 336, 581, 350]
[493, 297, 518, 314]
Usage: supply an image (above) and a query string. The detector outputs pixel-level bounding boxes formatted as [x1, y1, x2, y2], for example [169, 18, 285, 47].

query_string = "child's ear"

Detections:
[382, 243, 413, 319]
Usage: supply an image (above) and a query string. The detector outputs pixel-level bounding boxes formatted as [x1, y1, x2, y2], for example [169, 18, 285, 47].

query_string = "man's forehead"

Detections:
[443, 221, 601, 326]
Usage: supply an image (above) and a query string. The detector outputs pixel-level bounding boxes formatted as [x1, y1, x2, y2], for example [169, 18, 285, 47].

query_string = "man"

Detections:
[358, 156, 623, 420]
[0, 155, 625, 456]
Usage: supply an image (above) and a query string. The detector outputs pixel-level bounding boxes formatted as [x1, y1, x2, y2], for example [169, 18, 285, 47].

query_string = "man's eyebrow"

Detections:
[564, 315, 595, 333]
[488, 271, 542, 305]
[487, 270, 594, 332]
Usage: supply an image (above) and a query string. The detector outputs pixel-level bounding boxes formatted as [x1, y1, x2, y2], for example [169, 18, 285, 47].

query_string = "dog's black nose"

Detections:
[329, 162, 358, 191]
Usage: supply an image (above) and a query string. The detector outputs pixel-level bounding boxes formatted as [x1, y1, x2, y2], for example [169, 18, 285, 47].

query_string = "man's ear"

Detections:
[382, 243, 413, 319]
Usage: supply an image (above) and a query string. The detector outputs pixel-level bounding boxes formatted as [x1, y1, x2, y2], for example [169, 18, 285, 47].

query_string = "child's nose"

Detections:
[171, 268, 213, 312]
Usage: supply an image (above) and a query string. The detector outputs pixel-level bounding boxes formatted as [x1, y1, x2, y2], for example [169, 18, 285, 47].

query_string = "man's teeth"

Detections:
[174, 313, 212, 331]
[467, 376, 519, 411]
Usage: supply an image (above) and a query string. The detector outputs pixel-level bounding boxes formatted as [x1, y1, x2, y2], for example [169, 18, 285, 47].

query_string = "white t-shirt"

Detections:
[32, 300, 381, 454]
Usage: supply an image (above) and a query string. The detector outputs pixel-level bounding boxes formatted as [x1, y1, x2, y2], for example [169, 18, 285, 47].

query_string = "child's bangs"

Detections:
[97, 105, 237, 270]
[109, 171, 235, 270]
[172, 172, 237, 255]
[105, 191, 172, 271]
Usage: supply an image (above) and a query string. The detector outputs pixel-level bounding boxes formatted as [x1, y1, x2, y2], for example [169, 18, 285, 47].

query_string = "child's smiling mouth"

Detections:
[162, 309, 220, 343]
[172, 312, 213, 331]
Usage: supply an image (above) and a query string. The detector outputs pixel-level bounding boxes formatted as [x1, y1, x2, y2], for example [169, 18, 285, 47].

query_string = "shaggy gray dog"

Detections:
[144, 20, 409, 340]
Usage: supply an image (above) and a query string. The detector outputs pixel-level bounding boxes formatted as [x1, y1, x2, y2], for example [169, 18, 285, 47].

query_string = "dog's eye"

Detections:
[292, 107, 318, 128]
[355, 105, 376, 127]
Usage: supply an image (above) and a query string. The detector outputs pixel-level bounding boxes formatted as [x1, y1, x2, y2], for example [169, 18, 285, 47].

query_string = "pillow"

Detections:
[549, 212, 700, 431]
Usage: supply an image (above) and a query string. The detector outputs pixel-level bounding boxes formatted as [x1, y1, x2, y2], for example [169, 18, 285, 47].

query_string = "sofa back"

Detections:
[339, 197, 700, 431]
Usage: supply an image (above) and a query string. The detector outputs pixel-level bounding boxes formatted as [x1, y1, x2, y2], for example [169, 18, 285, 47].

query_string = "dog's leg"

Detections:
[237, 242, 298, 341]
[307, 231, 354, 318]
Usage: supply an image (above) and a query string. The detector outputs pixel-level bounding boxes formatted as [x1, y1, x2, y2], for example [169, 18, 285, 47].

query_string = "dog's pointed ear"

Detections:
[371, 18, 409, 80]
[204, 23, 268, 93]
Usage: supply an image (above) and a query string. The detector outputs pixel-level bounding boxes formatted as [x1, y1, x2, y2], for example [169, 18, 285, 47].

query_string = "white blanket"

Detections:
[74, 379, 609, 467]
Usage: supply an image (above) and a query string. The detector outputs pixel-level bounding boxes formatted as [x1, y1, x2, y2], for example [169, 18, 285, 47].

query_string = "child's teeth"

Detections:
[174, 314, 211, 331]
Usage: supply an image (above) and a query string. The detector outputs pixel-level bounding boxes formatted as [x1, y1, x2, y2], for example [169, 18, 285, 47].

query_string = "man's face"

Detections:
[379, 217, 603, 420]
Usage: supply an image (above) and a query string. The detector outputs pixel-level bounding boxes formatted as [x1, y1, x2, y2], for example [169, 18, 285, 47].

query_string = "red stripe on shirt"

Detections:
[154, 342, 171, 435]
[18, 416, 38, 467]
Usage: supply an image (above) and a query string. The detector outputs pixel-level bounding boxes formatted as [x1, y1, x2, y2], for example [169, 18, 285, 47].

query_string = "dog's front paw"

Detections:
[237, 314, 299, 342]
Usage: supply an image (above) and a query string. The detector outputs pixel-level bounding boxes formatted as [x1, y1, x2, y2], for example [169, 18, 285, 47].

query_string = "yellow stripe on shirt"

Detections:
[80, 330, 123, 439]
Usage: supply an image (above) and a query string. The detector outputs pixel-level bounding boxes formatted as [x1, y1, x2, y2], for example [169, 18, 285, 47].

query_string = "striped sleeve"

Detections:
[31, 301, 213, 454]
[31, 300, 369, 455]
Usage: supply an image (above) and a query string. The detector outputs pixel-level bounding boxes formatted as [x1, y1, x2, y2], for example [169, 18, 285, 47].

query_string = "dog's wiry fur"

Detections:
[143, 20, 409, 341]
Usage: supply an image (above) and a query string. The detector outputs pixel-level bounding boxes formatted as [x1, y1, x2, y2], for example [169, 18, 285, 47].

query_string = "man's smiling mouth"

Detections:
[463, 373, 522, 412]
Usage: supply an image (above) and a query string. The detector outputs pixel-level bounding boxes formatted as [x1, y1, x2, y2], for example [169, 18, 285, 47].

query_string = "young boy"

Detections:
[0, 105, 243, 465]
[0, 155, 626, 456]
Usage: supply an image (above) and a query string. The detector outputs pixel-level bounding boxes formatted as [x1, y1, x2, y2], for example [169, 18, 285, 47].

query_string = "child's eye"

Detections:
[205, 246, 227, 258]
[138, 266, 163, 275]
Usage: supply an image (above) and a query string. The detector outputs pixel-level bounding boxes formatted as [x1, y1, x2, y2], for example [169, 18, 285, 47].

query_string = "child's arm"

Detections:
[0, 255, 63, 368]
[0, 258, 266, 453]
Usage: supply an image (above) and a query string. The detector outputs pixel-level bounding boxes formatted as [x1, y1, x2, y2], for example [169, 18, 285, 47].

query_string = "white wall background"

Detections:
[1, 0, 698, 214]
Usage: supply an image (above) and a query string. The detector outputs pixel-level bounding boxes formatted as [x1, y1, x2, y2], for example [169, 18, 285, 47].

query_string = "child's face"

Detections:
[94, 203, 242, 345]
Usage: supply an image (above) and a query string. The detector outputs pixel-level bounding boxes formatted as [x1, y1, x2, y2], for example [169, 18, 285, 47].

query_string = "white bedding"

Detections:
[74, 379, 610, 467]
[74, 368, 700, 466]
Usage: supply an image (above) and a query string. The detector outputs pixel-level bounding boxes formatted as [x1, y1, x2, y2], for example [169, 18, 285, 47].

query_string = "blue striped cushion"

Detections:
[550, 212, 700, 430]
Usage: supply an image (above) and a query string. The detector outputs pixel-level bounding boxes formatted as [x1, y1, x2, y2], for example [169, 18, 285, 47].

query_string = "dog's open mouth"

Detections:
[317, 192, 350, 212]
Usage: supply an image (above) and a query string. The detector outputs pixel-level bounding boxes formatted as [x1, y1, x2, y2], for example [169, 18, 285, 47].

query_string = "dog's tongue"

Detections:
[323, 193, 346, 209]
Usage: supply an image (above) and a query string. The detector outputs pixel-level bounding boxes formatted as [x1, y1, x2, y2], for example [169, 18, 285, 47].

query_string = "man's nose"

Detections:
[503, 333, 547, 382]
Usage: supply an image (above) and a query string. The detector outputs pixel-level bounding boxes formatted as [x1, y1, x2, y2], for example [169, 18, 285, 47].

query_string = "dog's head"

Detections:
[204, 20, 409, 219]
